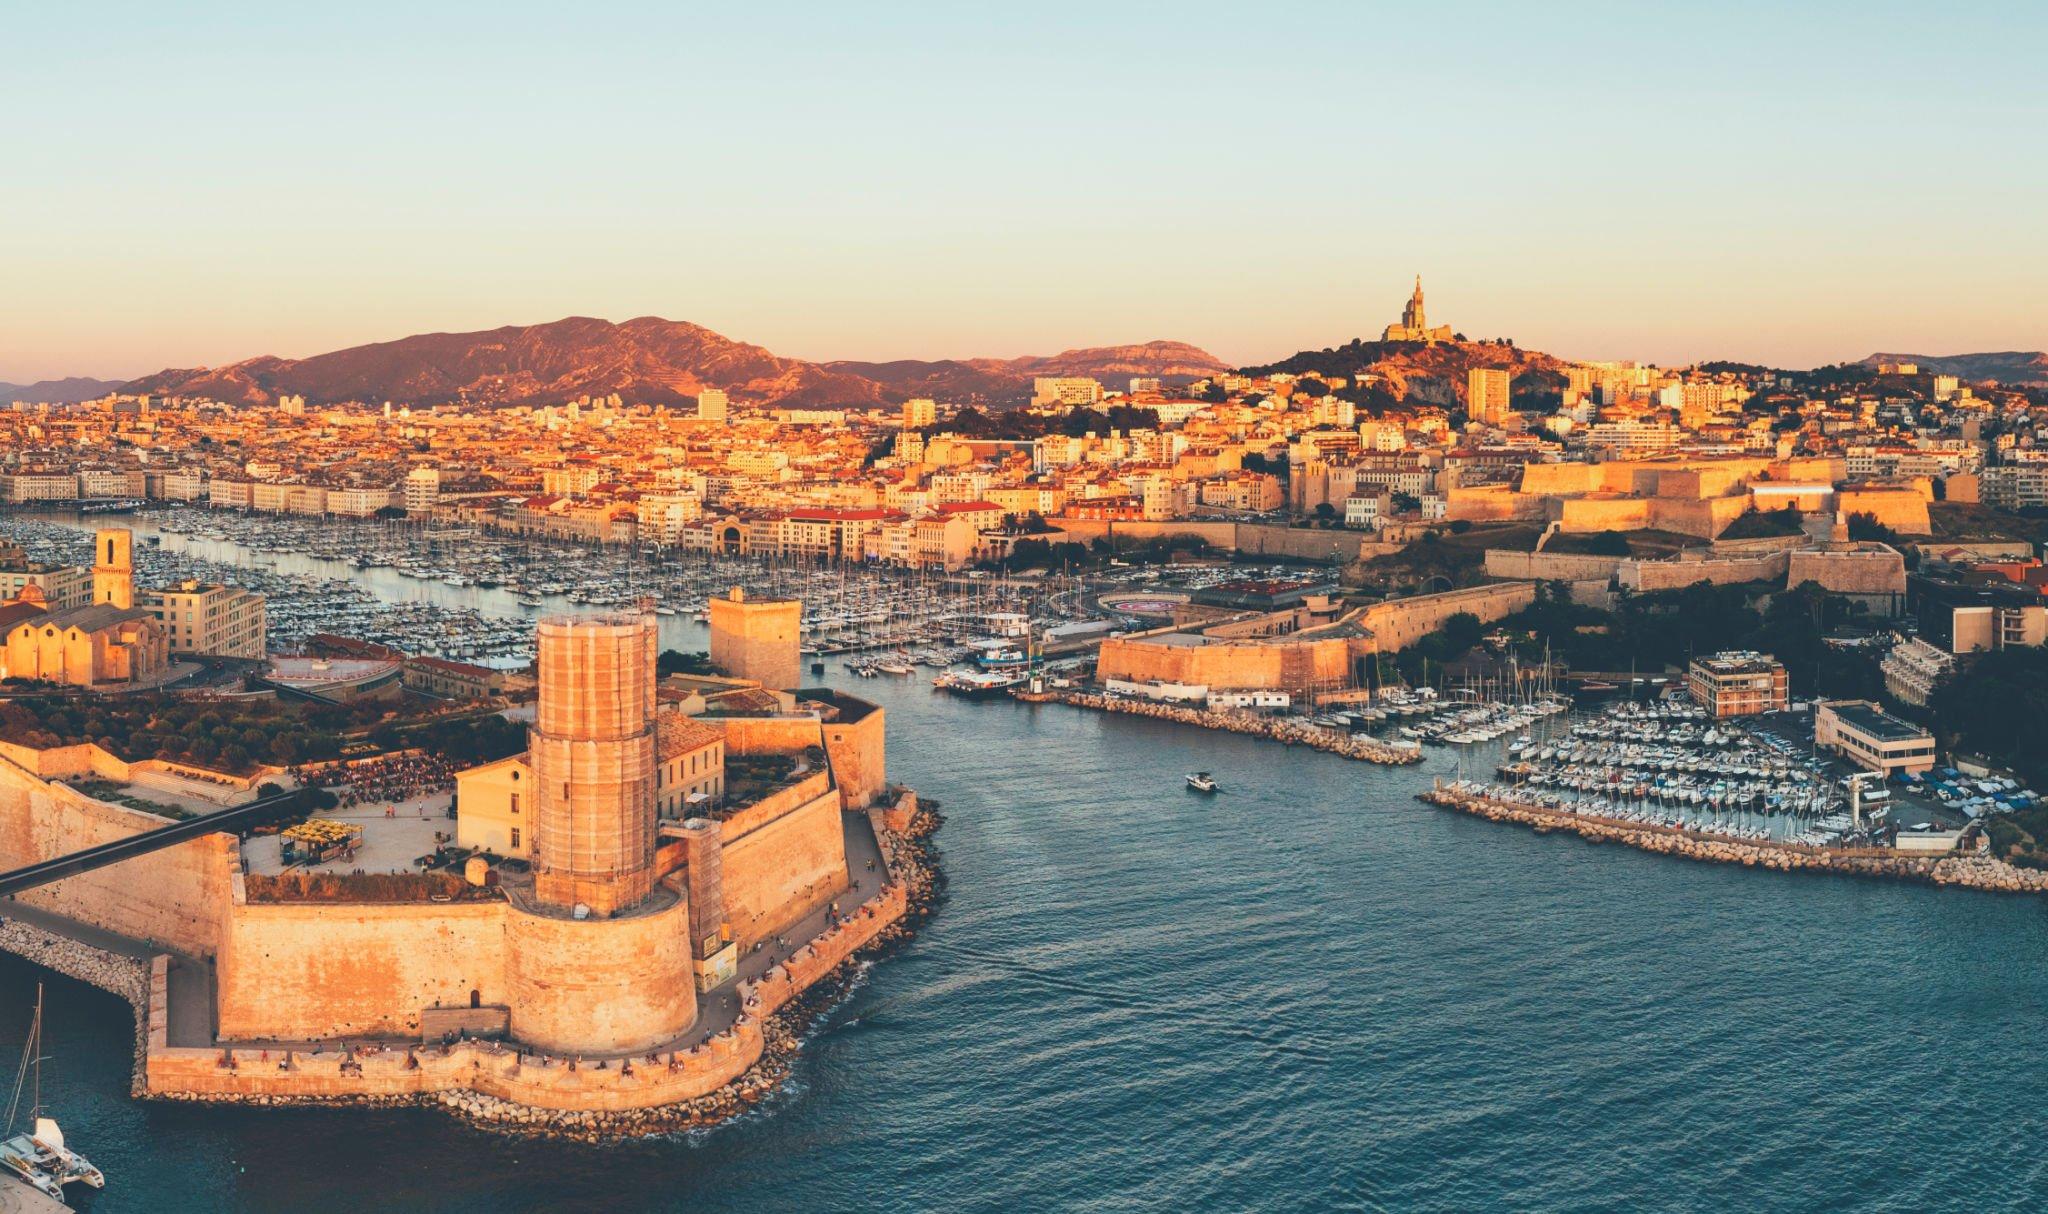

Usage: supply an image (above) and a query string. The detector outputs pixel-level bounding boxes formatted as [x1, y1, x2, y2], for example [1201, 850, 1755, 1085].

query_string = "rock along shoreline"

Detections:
[1420, 784, 2048, 895]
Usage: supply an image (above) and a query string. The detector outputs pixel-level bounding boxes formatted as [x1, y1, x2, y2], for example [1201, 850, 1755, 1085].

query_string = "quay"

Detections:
[1030, 689, 1425, 765]
[1419, 781, 2048, 895]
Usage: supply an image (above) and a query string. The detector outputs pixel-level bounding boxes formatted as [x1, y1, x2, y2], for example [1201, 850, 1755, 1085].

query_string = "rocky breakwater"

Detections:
[1041, 690, 1423, 765]
[1419, 785, 2048, 895]
[0, 913, 154, 1093]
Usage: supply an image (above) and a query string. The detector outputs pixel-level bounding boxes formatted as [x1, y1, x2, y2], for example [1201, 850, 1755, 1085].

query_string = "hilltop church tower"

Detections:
[92, 528, 134, 609]
[1382, 275, 1456, 345]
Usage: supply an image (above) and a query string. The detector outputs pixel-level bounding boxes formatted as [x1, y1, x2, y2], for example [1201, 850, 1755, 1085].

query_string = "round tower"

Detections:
[529, 611, 660, 915]
[92, 528, 134, 609]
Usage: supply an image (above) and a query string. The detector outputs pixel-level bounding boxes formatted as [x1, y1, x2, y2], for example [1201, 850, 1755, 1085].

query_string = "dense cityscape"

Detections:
[7, 2, 2046, 1210]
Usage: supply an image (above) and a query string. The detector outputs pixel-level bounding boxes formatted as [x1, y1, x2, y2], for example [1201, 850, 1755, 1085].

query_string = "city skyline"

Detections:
[6, 1, 2046, 383]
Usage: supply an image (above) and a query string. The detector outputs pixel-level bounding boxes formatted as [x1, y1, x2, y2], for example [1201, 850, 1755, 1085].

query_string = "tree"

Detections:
[1846, 512, 1900, 544]
[657, 650, 718, 677]
[1929, 647, 2048, 789]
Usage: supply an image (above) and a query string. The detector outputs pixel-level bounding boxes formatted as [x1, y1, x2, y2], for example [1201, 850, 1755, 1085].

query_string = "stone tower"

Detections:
[528, 611, 660, 915]
[92, 528, 134, 609]
[707, 586, 802, 690]
[1402, 275, 1427, 333]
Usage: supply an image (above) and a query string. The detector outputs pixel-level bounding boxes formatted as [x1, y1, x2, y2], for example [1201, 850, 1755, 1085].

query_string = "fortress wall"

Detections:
[216, 900, 508, 1041]
[719, 789, 847, 947]
[1444, 485, 1542, 522]
[1746, 487, 1834, 513]
[1358, 583, 1536, 652]
[1097, 637, 1279, 689]
[144, 879, 913, 1112]
[1787, 549, 1908, 596]
[1516, 464, 1603, 496]
[505, 894, 695, 1055]
[1620, 552, 1787, 593]
[1647, 496, 1751, 539]
[1554, 498, 1653, 533]
[1234, 523, 1365, 562]
[1483, 550, 1624, 582]
[1778, 456, 1846, 482]
[1837, 488, 1933, 535]
[0, 740, 105, 779]
[716, 770, 833, 842]
[821, 707, 887, 809]
[0, 759, 235, 957]
[1047, 519, 1242, 550]
[714, 715, 823, 757]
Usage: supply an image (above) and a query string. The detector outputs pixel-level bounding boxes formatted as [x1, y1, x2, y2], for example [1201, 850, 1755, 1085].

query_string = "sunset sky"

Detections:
[4, 1, 2043, 383]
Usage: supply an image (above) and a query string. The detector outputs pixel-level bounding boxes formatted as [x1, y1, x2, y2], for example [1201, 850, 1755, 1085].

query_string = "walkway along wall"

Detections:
[0, 754, 235, 959]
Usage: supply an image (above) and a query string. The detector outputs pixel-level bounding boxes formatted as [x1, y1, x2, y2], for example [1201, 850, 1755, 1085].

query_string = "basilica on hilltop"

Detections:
[1382, 276, 1455, 344]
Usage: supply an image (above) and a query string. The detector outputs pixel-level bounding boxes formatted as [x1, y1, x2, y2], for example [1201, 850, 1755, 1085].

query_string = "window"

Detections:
[510, 827, 521, 850]
[509, 793, 520, 814]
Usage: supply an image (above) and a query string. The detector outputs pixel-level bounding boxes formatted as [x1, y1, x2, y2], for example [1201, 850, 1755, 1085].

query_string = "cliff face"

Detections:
[121, 321, 1229, 409]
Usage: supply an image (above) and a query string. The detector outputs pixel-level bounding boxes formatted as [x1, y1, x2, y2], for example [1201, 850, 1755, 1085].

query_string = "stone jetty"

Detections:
[1032, 690, 1424, 765]
[1420, 784, 2048, 895]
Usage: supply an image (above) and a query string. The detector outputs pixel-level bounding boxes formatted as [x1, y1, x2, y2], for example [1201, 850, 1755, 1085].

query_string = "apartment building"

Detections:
[1881, 636, 1954, 707]
[143, 579, 268, 659]
[1685, 650, 1789, 718]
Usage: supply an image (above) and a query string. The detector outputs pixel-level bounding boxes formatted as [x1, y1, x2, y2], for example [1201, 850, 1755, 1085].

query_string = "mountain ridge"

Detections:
[1858, 350, 2048, 385]
[118, 318, 1229, 409]
[0, 376, 128, 404]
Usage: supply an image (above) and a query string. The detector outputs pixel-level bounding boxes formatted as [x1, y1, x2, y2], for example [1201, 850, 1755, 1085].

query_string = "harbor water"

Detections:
[5, 525, 2048, 1210]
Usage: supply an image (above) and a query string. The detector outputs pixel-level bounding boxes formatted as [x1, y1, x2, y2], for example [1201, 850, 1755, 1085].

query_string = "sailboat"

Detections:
[1, 985, 105, 1204]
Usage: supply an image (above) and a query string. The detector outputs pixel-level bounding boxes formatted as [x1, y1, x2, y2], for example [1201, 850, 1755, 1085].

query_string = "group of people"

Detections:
[298, 751, 458, 809]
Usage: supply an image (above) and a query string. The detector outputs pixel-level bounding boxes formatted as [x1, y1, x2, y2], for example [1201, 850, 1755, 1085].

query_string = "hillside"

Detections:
[1859, 351, 2048, 385]
[0, 376, 126, 404]
[119, 320, 1229, 409]
[827, 340, 1229, 405]
[1243, 338, 1570, 409]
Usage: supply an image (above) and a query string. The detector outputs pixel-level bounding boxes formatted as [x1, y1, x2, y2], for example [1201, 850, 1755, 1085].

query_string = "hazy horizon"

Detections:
[5, 0, 2044, 383]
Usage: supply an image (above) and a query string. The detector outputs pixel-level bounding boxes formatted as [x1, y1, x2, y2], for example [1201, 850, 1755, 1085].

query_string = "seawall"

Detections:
[1419, 785, 2048, 894]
